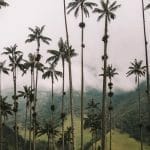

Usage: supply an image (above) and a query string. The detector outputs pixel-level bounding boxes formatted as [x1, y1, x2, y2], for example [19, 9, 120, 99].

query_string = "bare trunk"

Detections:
[141, 0, 150, 121]
[63, 0, 75, 149]
[101, 1, 109, 150]
[0, 71, 2, 150]
[80, 4, 84, 150]
[13, 65, 18, 150]
[61, 58, 65, 150]
[137, 76, 143, 150]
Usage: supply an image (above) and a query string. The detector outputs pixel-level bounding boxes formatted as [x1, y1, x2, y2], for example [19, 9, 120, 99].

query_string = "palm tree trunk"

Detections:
[101, 1, 109, 150]
[63, 0, 75, 149]
[137, 76, 143, 150]
[24, 101, 28, 145]
[32, 67, 36, 150]
[0, 71, 2, 150]
[33, 41, 40, 150]
[29, 69, 33, 150]
[109, 108, 112, 150]
[61, 58, 65, 150]
[81, 3, 84, 150]
[13, 65, 18, 150]
[48, 136, 50, 150]
[92, 132, 94, 150]
[51, 77, 55, 150]
[141, 0, 150, 121]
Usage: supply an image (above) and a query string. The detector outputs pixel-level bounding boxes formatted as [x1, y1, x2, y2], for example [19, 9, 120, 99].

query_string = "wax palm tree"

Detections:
[2, 44, 23, 150]
[106, 65, 118, 150]
[67, 1, 97, 149]
[42, 62, 62, 149]
[0, 61, 9, 150]
[143, 1, 150, 130]
[63, 0, 76, 149]
[18, 86, 34, 142]
[47, 38, 77, 149]
[127, 59, 146, 150]
[23, 53, 43, 150]
[0, 0, 9, 8]
[93, 1, 120, 149]
[37, 121, 59, 150]
[42, 63, 62, 112]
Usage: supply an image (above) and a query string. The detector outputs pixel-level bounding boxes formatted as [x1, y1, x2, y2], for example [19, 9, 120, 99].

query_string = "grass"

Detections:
[19, 116, 150, 150]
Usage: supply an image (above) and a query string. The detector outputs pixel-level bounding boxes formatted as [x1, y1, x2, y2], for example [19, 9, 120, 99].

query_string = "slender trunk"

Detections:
[13, 65, 18, 150]
[32, 67, 36, 150]
[29, 99, 32, 150]
[101, 1, 109, 150]
[92, 132, 94, 150]
[61, 58, 65, 150]
[33, 40, 40, 150]
[141, 0, 150, 120]
[51, 77, 55, 150]
[81, 4, 84, 150]
[24, 100, 28, 146]
[137, 76, 143, 150]
[109, 108, 112, 150]
[48, 136, 50, 150]
[29, 69, 33, 150]
[63, 0, 75, 149]
[0, 71, 2, 150]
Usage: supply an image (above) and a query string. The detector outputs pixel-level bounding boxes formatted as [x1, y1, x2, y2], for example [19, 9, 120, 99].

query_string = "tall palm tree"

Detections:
[93, 1, 120, 149]
[23, 53, 43, 150]
[0, 0, 9, 8]
[106, 65, 118, 150]
[2, 44, 23, 150]
[143, 1, 150, 129]
[25, 26, 51, 150]
[63, 0, 77, 149]
[0, 61, 9, 150]
[67, 1, 97, 149]
[42, 62, 62, 150]
[18, 86, 34, 142]
[127, 59, 146, 150]
[47, 37, 77, 149]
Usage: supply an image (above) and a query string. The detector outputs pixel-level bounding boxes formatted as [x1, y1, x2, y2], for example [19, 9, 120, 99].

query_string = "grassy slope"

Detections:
[19, 116, 150, 150]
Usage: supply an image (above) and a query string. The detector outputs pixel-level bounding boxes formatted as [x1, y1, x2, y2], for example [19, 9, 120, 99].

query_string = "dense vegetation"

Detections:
[0, 0, 149, 150]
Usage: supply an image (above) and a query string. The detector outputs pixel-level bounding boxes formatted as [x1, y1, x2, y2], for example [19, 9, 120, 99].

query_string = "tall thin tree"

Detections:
[67, 1, 97, 149]
[127, 59, 146, 150]
[93, 1, 120, 149]
[143, 1, 150, 127]
[0, 61, 9, 150]
[42, 62, 62, 150]
[25, 26, 51, 150]
[2, 44, 23, 150]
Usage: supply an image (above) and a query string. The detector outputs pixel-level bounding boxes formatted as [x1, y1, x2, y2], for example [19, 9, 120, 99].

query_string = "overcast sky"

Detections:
[0, 0, 150, 92]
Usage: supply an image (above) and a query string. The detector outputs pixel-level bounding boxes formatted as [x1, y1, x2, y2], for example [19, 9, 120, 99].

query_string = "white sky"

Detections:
[1, 0, 150, 92]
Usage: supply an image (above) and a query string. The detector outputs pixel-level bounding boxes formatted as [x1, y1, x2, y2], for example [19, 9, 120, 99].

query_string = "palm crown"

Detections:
[42, 63, 62, 82]
[25, 25, 51, 48]
[46, 38, 77, 64]
[67, 0, 97, 17]
[93, 0, 120, 21]
[0, 0, 9, 8]
[106, 64, 118, 79]
[2, 44, 24, 72]
[127, 59, 146, 83]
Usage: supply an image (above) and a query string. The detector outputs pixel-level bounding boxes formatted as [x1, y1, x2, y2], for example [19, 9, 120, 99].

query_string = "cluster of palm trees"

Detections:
[0, 0, 149, 150]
